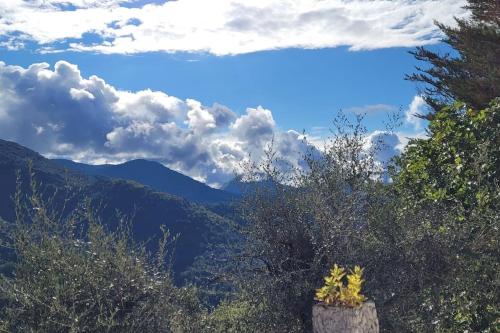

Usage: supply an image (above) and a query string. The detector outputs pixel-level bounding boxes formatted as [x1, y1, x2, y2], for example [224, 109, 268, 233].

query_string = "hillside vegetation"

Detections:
[0, 139, 231, 280]
[0, 1, 498, 332]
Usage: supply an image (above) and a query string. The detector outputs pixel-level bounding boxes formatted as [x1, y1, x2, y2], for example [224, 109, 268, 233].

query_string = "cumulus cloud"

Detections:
[0, 61, 433, 187]
[185, 99, 217, 134]
[231, 106, 275, 144]
[405, 95, 428, 130]
[70, 87, 95, 100]
[0, 0, 468, 55]
[0, 60, 314, 187]
[365, 131, 401, 165]
[114, 90, 186, 123]
[364, 131, 402, 182]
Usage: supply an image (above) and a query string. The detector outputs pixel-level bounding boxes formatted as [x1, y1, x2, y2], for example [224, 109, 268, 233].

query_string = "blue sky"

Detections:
[0, 46, 423, 132]
[0, 0, 466, 186]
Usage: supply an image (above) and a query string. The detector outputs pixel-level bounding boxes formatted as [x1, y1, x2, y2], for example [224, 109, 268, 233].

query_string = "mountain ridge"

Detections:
[0, 139, 231, 281]
[53, 158, 237, 204]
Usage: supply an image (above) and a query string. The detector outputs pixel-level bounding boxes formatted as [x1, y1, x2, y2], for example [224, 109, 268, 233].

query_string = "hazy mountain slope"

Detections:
[222, 177, 276, 196]
[221, 177, 245, 195]
[0, 140, 86, 222]
[0, 139, 230, 280]
[53, 158, 237, 204]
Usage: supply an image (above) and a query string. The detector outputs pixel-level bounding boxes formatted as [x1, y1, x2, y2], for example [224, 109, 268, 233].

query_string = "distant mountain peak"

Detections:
[0, 139, 233, 281]
[53, 158, 237, 204]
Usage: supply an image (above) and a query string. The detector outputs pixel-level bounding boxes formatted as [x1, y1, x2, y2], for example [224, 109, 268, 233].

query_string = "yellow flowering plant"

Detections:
[315, 264, 366, 307]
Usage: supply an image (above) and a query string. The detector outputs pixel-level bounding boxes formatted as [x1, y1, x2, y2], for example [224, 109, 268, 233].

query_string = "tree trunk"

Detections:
[312, 301, 379, 333]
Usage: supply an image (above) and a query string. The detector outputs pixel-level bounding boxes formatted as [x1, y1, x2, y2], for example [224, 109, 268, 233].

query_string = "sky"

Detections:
[0, 0, 467, 186]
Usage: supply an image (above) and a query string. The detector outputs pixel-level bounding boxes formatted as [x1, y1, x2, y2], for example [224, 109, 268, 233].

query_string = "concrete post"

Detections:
[312, 301, 379, 333]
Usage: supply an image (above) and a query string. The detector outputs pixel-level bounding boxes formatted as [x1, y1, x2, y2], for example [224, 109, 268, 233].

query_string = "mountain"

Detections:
[221, 177, 245, 195]
[222, 177, 277, 195]
[0, 139, 231, 282]
[53, 159, 237, 204]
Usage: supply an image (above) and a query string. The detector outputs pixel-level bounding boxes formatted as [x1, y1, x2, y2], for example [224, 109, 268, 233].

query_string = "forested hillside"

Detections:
[0, 139, 231, 279]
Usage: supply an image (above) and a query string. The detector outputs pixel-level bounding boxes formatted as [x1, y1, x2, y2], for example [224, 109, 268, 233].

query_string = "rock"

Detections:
[312, 301, 379, 333]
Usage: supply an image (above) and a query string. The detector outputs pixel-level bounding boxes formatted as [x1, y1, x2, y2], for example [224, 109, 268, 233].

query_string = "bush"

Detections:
[217, 103, 499, 332]
[0, 172, 206, 332]
[206, 298, 293, 333]
[214, 114, 399, 331]
[392, 100, 500, 332]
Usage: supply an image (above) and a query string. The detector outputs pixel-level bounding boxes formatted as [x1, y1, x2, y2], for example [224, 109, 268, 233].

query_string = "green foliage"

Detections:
[395, 99, 499, 213]
[215, 99, 499, 332]
[0, 174, 206, 332]
[0, 139, 232, 281]
[206, 298, 290, 333]
[392, 100, 500, 332]
[407, 0, 500, 111]
[315, 265, 366, 307]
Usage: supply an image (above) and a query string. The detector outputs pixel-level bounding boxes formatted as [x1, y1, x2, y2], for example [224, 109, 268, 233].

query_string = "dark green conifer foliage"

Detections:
[407, 0, 500, 113]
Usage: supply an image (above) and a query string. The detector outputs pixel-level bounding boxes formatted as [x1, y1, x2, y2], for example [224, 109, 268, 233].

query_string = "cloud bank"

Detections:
[0, 0, 467, 55]
[0, 60, 429, 186]
[0, 60, 314, 186]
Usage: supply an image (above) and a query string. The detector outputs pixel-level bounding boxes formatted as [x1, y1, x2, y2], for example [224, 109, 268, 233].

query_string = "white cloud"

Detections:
[405, 95, 427, 130]
[364, 130, 402, 182]
[115, 89, 185, 122]
[185, 99, 217, 134]
[346, 104, 396, 114]
[0, 0, 468, 55]
[0, 60, 314, 187]
[0, 61, 437, 187]
[365, 131, 401, 165]
[70, 87, 95, 100]
[231, 106, 275, 143]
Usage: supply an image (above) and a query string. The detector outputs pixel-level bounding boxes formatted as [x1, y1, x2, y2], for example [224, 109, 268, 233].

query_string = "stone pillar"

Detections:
[312, 301, 379, 333]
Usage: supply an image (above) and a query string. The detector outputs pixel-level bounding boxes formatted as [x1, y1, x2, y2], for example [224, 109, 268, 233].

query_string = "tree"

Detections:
[216, 104, 499, 332]
[393, 100, 500, 331]
[395, 99, 500, 213]
[406, 0, 500, 113]
[213, 115, 412, 332]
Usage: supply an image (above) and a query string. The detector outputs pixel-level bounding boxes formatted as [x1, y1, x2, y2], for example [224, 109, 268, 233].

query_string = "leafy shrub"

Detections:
[206, 299, 276, 333]
[217, 101, 498, 332]
[392, 100, 500, 332]
[315, 265, 366, 307]
[212, 113, 396, 331]
[0, 172, 206, 332]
